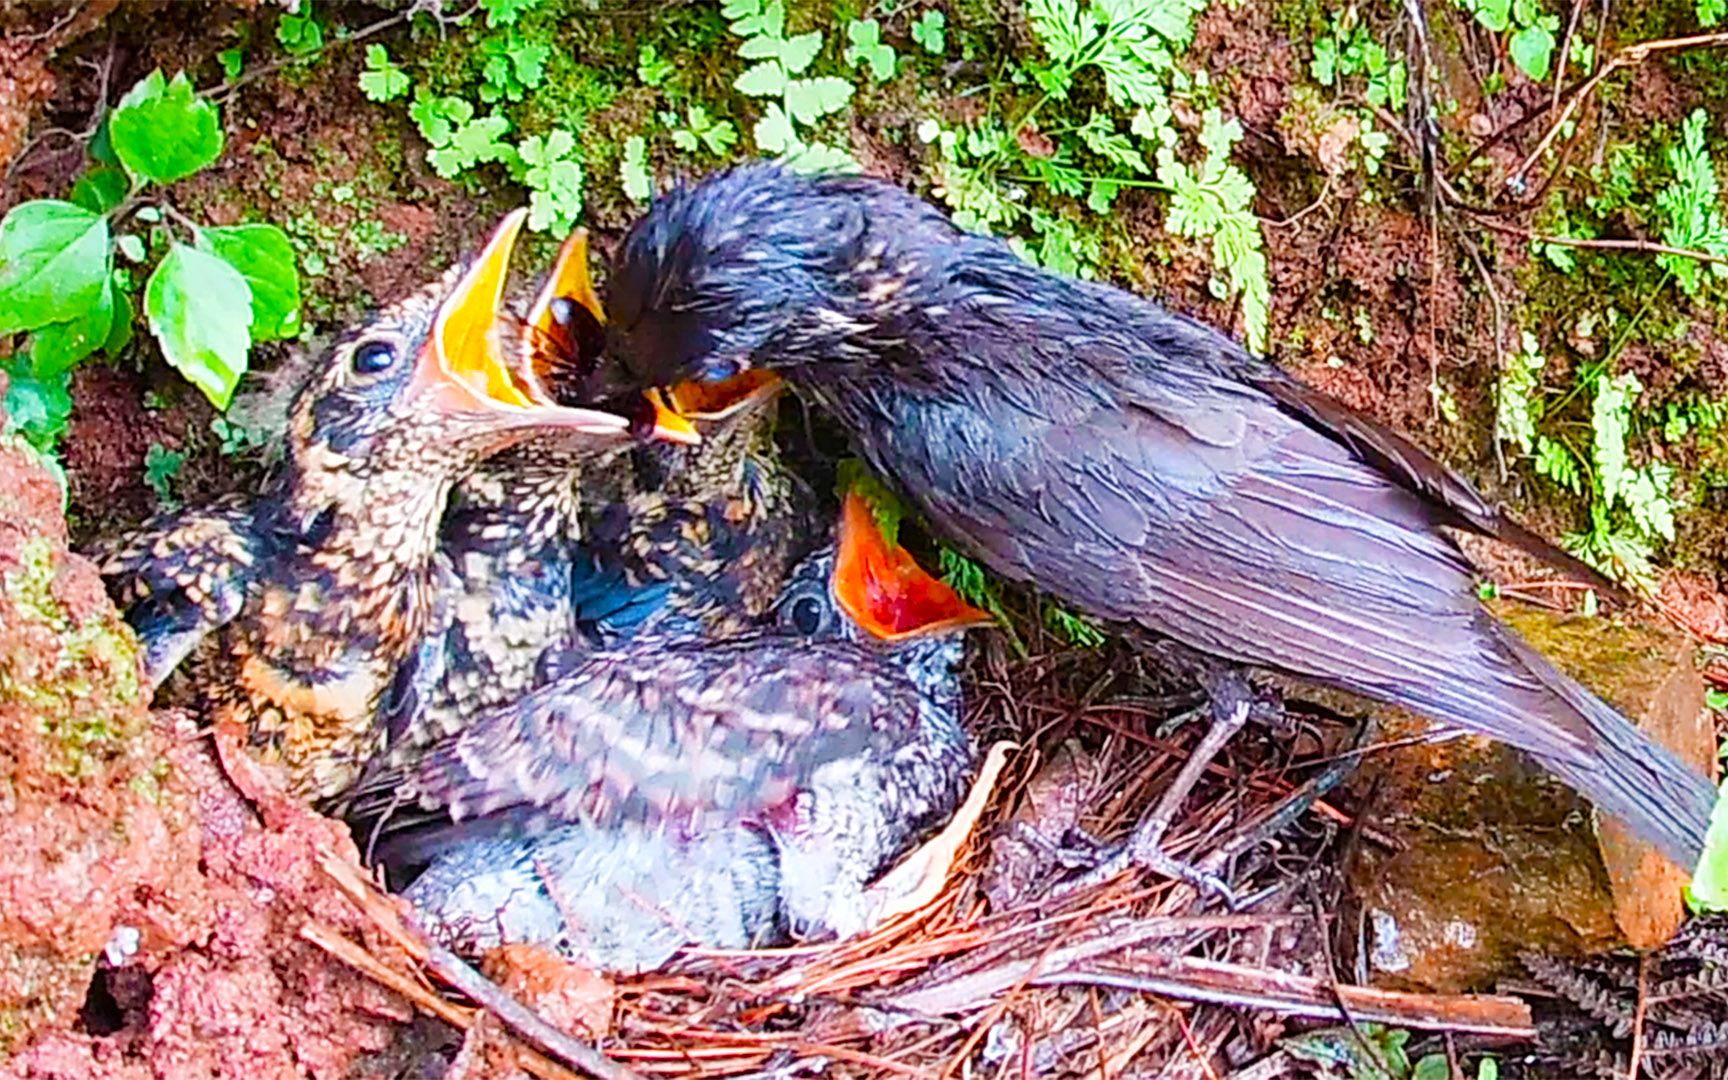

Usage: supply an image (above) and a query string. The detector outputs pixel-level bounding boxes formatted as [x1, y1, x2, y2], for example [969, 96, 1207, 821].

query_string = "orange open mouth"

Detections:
[832, 490, 992, 642]
[412, 211, 695, 446]
[515, 225, 703, 447]
[662, 369, 784, 421]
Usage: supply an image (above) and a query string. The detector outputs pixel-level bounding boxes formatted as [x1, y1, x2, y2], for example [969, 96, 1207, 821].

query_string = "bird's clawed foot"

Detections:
[1050, 666, 1268, 906]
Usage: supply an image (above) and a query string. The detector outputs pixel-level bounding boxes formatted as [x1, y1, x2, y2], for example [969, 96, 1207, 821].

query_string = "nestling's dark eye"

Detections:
[789, 596, 825, 636]
[352, 339, 398, 376]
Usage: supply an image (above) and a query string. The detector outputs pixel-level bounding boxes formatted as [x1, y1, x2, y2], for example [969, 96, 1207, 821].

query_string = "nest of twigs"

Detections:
[302, 628, 1593, 1080]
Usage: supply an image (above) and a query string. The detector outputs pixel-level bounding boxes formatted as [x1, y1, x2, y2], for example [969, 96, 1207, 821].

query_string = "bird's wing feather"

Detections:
[867, 333, 1595, 758]
[1071, 295, 1624, 597]
[346, 634, 935, 840]
[86, 496, 259, 688]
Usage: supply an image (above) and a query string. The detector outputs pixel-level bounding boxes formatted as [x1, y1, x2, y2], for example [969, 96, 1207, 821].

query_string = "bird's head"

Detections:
[278, 210, 676, 541]
[600, 161, 941, 397]
[775, 490, 991, 647]
[519, 223, 789, 491]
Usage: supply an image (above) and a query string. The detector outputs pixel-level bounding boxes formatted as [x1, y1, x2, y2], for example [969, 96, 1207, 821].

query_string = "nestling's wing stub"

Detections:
[346, 634, 942, 842]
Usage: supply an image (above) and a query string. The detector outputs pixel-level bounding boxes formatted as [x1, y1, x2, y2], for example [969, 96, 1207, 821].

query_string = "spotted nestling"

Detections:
[99, 211, 664, 802]
[350, 492, 990, 972]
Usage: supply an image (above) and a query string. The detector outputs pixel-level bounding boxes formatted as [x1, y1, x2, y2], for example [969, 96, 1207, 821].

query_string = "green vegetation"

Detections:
[1494, 106, 1728, 593]
[1283, 1023, 1499, 1080]
[0, 68, 302, 464]
[1456, 0, 1560, 82]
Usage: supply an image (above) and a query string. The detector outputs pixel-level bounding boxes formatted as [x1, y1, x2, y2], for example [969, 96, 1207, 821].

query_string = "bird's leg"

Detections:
[1055, 667, 1263, 903]
[1002, 821, 1108, 870]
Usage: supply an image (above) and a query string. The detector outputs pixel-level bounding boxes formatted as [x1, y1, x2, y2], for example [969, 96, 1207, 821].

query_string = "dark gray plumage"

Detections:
[597, 161, 1716, 868]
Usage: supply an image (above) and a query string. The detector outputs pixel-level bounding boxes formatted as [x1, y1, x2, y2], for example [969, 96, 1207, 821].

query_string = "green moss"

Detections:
[0, 537, 145, 780]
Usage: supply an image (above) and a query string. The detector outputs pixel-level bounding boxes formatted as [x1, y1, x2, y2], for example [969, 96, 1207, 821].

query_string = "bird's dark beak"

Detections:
[410, 210, 686, 447]
[832, 490, 992, 642]
[513, 225, 703, 447]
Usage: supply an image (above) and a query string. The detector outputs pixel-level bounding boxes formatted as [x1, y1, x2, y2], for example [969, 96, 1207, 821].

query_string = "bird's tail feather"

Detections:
[1488, 619, 1717, 869]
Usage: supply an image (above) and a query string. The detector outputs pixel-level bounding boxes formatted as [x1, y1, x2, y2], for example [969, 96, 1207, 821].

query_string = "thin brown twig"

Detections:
[300, 921, 582, 1080]
[1507, 30, 1728, 193]
[1628, 951, 1651, 1079]
[1476, 219, 1728, 266]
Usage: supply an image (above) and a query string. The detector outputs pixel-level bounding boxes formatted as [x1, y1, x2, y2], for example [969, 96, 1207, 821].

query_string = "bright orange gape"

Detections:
[833, 490, 993, 642]
[422, 208, 538, 411]
[525, 225, 785, 435]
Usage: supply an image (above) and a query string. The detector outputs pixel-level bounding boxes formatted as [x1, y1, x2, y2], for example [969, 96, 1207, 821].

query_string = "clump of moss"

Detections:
[2, 537, 145, 779]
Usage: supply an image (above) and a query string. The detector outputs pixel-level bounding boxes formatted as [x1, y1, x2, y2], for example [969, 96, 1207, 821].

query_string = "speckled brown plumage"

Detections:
[349, 496, 988, 972]
[90, 493, 259, 692]
[94, 213, 640, 803]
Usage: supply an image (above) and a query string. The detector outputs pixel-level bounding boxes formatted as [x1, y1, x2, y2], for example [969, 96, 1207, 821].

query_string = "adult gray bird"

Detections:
[592, 161, 1716, 872]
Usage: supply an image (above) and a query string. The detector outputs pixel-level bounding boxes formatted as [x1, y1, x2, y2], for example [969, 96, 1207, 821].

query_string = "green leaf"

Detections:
[1467, 0, 1511, 31]
[110, 70, 223, 185]
[410, 91, 472, 147]
[198, 224, 302, 341]
[143, 442, 186, 508]
[784, 76, 853, 126]
[218, 45, 245, 80]
[1508, 22, 1554, 81]
[510, 39, 550, 86]
[1703, 0, 1726, 26]
[754, 103, 799, 154]
[1657, 109, 1728, 296]
[521, 158, 584, 233]
[621, 135, 654, 203]
[845, 19, 897, 82]
[144, 243, 253, 410]
[481, 0, 540, 27]
[70, 166, 130, 214]
[637, 43, 675, 86]
[0, 201, 111, 335]
[1689, 779, 1728, 910]
[276, 7, 324, 55]
[784, 140, 858, 174]
[729, 0, 785, 38]
[103, 278, 134, 357]
[30, 282, 114, 376]
[1311, 36, 1339, 85]
[778, 30, 824, 74]
[1, 360, 73, 453]
[360, 44, 411, 103]
[1412, 1055, 1451, 1080]
[735, 60, 788, 97]
[428, 114, 513, 179]
[116, 234, 146, 264]
[911, 9, 947, 54]
[1026, 0, 1092, 68]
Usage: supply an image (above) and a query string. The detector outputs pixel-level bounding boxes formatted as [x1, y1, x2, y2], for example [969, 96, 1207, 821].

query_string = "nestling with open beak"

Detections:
[348, 492, 996, 973]
[105, 211, 673, 803]
[376, 230, 815, 764]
